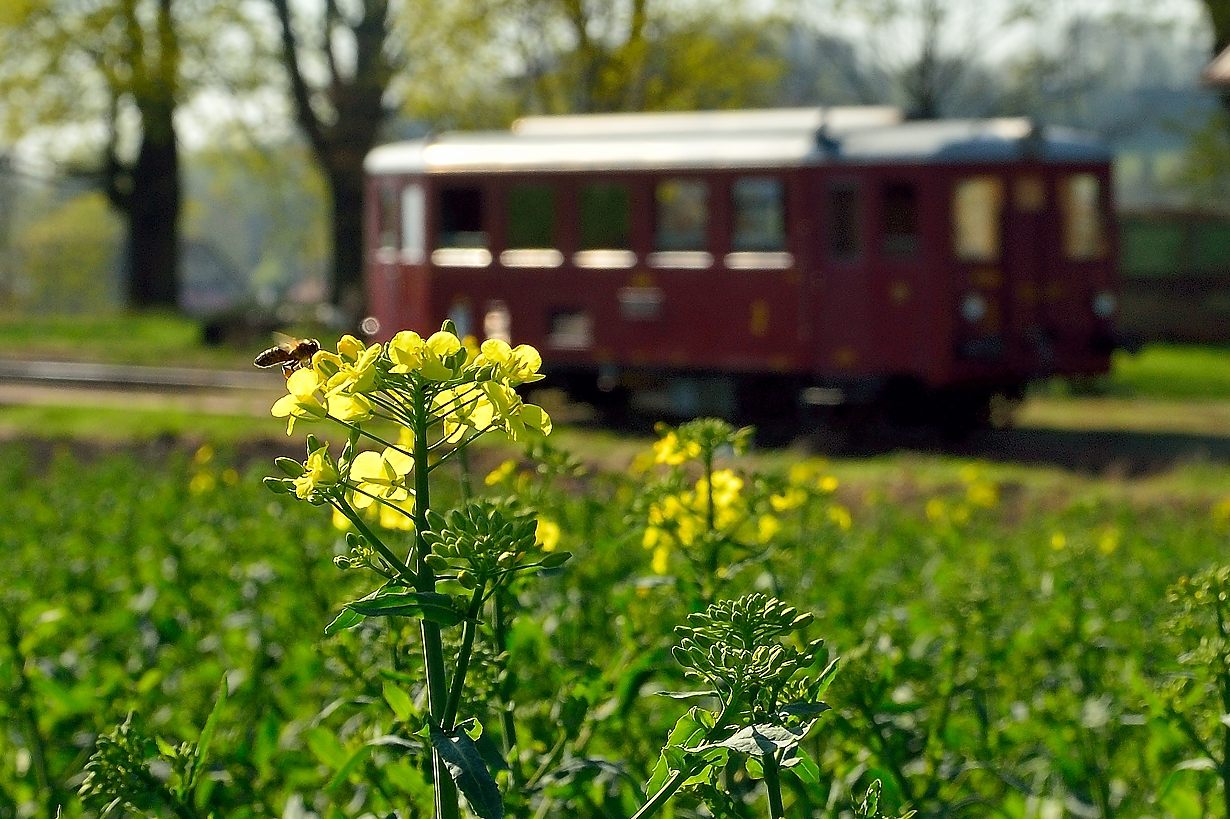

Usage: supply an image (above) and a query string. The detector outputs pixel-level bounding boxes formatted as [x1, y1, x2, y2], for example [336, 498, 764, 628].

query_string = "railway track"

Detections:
[0, 359, 280, 416]
[0, 359, 273, 391]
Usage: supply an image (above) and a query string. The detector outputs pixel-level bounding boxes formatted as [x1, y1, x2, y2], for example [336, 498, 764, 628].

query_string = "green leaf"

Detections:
[193, 675, 228, 778]
[656, 690, 717, 700]
[784, 748, 821, 786]
[344, 587, 463, 627]
[327, 744, 374, 793]
[685, 723, 811, 758]
[778, 701, 831, 720]
[262, 476, 292, 494]
[305, 726, 348, 769]
[274, 457, 305, 477]
[324, 607, 366, 636]
[383, 682, 416, 723]
[430, 724, 504, 819]
[540, 551, 572, 568]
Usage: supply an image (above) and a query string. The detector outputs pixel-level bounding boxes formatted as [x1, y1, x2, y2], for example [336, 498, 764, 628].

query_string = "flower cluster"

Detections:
[269, 328, 551, 443]
[265, 324, 552, 534]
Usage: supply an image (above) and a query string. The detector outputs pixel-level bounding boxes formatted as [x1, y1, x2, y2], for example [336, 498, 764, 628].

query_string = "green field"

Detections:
[2, 424, 1229, 817]
[2, 319, 1230, 817]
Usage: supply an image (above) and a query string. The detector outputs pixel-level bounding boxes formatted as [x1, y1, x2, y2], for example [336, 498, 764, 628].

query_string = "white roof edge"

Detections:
[511, 106, 902, 136]
[364, 111, 1110, 174]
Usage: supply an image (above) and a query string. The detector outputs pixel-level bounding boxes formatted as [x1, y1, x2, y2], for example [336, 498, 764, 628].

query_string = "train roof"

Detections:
[365, 107, 1110, 175]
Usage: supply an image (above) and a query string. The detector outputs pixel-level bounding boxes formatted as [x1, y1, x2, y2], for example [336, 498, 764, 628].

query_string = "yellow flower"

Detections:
[329, 393, 374, 423]
[433, 385, 496, 443]
[337, 334, 367, 361]
[325, 342, 381, 395]
[485, 459, 518, 487]
[293, 446, 339, 499]
[827, 504, 852, 531]
[769, 487, 806, 512]
[966, 481, 999, 508]
[536, 517, 561, 552]
[480, 382, 552, 441]
[818, 475, 839, 494]
[651, 544, 670, 574]
[702, 469, 744, 512]
[189, 472, 216, 495]
[1098, 527, 1120, 555]
[925, 497, 946, 523]
[757, 514, 781, 544]
[377, 496, 416, 531]
[1050, 531, 1067, 551]
[653, 430, 701, 466]
[271, 368, 328, 434]
[193, 444, 214, 465]
[475, 339, 545, 384]
[388, 330, 462, 380]
[349, 447, 414, 508]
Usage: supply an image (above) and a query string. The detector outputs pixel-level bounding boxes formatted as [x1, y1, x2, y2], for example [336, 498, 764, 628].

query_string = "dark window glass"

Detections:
[580, 183, 630, 250]
[882, 181, 918, 257]
[654, 179, 708, 252]
[828, 184, 860, 258]
[732, 177, 786, 252]
[506, 184, 554, 249]
[438, 187, 486, 248]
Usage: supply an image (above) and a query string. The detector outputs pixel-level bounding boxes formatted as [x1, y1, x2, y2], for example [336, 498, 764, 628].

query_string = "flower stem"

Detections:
[411, 383, 460, 819]
[441, 587, 485, 731]
[762, 751, 786, 819]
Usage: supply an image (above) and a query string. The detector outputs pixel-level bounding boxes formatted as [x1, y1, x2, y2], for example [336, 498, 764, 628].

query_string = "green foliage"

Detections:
[7, 396, 1230, 816]
[7, 192, 122, 313]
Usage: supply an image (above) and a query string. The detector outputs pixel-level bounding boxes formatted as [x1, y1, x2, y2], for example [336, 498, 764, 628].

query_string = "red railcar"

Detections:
[363, 107, 1116, 426]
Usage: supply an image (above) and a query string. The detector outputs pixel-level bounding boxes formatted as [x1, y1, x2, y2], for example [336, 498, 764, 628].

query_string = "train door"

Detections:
[950, 173, 1015, 368]
[812, 175, 873, 380]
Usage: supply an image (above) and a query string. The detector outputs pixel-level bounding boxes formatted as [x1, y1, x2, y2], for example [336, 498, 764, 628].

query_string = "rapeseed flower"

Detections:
[389, 330, 463, 380]
[349, 447, 414, 509]
[271, 368, 328, 434]
[294, 445, 339, 499]
[475, 339, 544, 384]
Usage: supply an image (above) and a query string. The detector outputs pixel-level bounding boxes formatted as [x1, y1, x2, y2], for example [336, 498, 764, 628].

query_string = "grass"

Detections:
[1104, 344, 1230, 400]
[0, 311, 342, 369]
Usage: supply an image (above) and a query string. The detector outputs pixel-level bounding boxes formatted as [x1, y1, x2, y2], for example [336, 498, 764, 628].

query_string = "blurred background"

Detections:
[0, 0, 1228, 448]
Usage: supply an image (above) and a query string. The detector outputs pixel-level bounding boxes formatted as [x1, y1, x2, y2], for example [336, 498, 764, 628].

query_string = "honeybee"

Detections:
[253, 334, 321, 377]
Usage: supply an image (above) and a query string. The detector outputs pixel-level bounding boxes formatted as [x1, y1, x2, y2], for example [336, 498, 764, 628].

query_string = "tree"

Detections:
[0, 0, 186, 307]
[817, 0, 1039, 119]
[268, 0, 398, 316]
[0, 0, 259, 310]
[493, 0, 793, 114]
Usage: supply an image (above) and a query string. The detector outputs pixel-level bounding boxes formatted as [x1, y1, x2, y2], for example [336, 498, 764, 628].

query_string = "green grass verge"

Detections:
[1106, 344, 1230, 400]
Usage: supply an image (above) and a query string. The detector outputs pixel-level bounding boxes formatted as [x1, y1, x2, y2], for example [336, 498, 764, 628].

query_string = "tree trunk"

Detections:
[125, 103, 180, 309]
[326, 164, 366, 318]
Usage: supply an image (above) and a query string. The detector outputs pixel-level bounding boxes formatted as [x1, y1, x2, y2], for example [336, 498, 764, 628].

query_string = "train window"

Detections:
[503, 184, 562, 267]
[1060, 174, 1105, 261]
[377, 180, 399, 251]
[506, 184, 554, 249]
[732, 177, 785, 252]
[828, 184, 861, 259]
[579, 183, 631, 251]
[654, 179, 708, 252]
[881, 181, 918, 257]
[400, 183, 425, 264]
[437, 187, 486, 249]
[952, 177, 1003, 262]
[434, 186, 491, 267]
